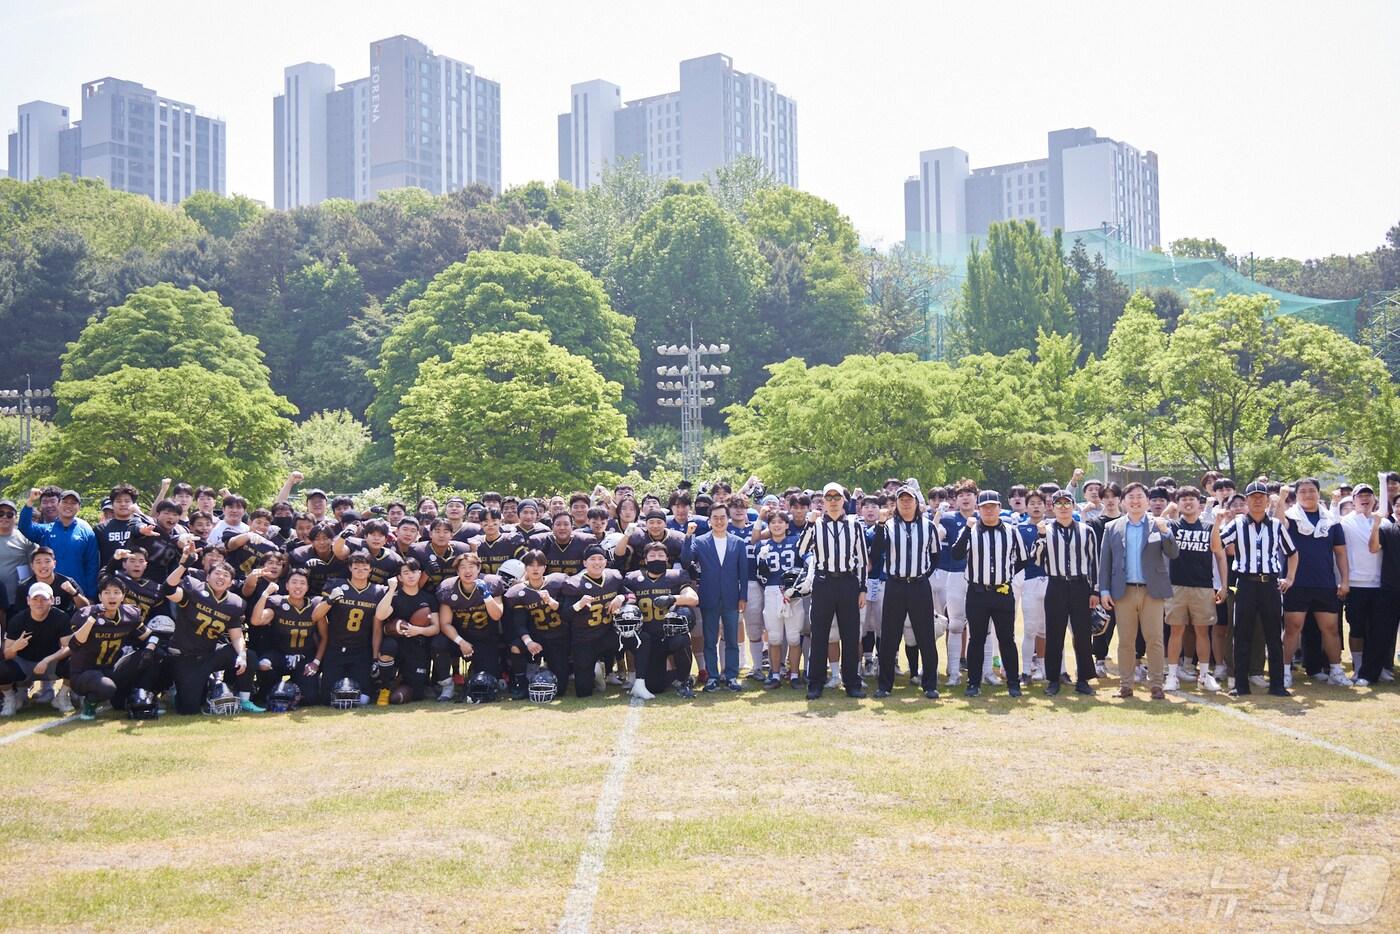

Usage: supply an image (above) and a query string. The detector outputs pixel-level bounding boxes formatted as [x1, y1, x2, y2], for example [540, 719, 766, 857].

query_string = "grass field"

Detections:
[2, 676, 1398, 932]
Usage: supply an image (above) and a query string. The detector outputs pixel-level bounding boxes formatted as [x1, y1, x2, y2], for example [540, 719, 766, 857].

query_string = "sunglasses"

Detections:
[0, 510, 15, 518]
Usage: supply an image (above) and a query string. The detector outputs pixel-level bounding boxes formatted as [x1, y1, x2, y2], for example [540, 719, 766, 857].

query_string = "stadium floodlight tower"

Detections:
[655, 324, 730, 481]
[0, 375, 53, 454]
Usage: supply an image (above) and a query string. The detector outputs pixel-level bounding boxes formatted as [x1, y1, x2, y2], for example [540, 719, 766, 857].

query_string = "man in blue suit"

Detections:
[683, 501, 748, 692]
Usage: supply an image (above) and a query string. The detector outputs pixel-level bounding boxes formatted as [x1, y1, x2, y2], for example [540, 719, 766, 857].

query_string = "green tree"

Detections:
[59, 284, 275, 403]
[610, 192, 767, 416]
[273, 259, 376, 417]
[392, 331, 630, 494]
[706, 155, 777, 221]
[1064, 238, 1129, 359]
[499, 223, 562, 257]
[181, 191, 265, 239]
[368, 250, 638, 430]
[282, 409, 373, 494]
[1077, 292, 1169, 469]
[17, 365, 292, 504]
[1169, 236, 1235, 265]
[957, 220, 1074, 356]
[559, 158, 664, 278]
[0, 176, 200, 261]
[0, 228, 111, 387]
[1157, 291, 1387, 480]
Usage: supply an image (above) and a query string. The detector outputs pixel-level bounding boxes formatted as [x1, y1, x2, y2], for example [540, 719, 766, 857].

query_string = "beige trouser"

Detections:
[1115, 584, 1165, 690]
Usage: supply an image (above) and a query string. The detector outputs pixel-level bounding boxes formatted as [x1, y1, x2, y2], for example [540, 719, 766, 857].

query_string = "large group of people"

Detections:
[1, 466, 1396, 721]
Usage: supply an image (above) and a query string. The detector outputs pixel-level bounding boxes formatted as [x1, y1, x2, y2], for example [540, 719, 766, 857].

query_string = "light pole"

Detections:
[0, 375, 54, 454]
[655, 325, 730, 480]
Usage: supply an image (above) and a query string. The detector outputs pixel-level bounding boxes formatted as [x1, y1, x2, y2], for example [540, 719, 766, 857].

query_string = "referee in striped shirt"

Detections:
[869, 485, 942, 699]
[1212, 480, 1298, 697]
[949, 489, 1030, 697]
[1032, 489, 1099, 695]
[797, 482, 869, 699]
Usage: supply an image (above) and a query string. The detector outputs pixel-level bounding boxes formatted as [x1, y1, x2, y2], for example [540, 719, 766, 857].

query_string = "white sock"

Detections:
[238, 691, 250, 701]
[946, 632, 962, 675]
[1021, 636, 1036, 675]
[1168, 663, 1178, 678]
[1199, 661, 1211, 679]
[749, 641, 764, 672]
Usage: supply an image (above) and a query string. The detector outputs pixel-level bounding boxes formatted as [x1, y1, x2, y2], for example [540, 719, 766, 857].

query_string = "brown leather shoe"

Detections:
[1150, 686, 1166, 700]
[1118, 686, 1133, 698]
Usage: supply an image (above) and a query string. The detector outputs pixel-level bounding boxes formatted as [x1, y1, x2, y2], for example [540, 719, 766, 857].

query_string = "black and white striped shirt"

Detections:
[872, 515, 941, 579]
[1218, 514, 1296, 575]
[797, 513, 869, 579]
[1032, 519, 1099, 582]
[949, 519, 1029, 587]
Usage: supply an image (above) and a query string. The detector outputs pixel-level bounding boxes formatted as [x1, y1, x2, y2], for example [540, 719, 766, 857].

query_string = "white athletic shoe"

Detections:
[1327, 669, 1353, 687]
[1094, 660, 1107, 679]
[1283, 668, 1293, 689]
[52, 685, 73, 713]
[1133, 664, 1147, 683]
[1200, 671, 1221, 693]
[0, 689, 15, 717]
[606, 673, 625, 686]
[1248, 675, 1268, 688]
[1178, 666, 1196, 682]
[1163, 671, 1180, 692]
[1213, 663, 1227, 680]
[1031, 659, 1045, 681]
[983, 671, 1002, 686]
[32, 683, 54, 705]
[629, 680, 655, 700]
[945, 672, 961, 687]
[1353, 678, 1371, 687]
[1379, 670, 1395, 682]
[825, 670, 841, 689]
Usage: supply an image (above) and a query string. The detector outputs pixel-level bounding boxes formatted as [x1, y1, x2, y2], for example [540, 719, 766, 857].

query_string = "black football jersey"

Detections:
[172, 580, 245, 658]
[436, 575, 505, 637]
[323, 582, 387, 653]
[622, 529, 685, 572]
[468, 532, 526, 575]
[450, 522, 484, 545]
[341, 538, 405, 586]
[504, 573, 569, 640]
[527, 531, 596, 577]
[624, 568, 693, 622]
[114, 570, 166, 624]
[290, 544, 341, 597]
[562, 569, 624, 640]
[409, 541, 470, 589]
[264, 596, 319, 655]
[67, 604, 146, 674]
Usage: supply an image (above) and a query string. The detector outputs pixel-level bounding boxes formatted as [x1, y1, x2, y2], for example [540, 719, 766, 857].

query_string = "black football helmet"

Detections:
[126, 687, 159, 720]
[204, 678, 239, 716]
[267, 679, 301, 713]
[614, 602, 643, 644]
[330, 677, 361, 710]
[1091, 605, 1111, 639]
[662, 606, 693, 638]
[528, 666, 559, 703]
[466, 669, 499, 704]
[781, 565, 812, 599]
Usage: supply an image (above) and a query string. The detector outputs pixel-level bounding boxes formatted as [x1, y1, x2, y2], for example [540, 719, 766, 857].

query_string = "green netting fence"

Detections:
[903, 227, 1362, 355]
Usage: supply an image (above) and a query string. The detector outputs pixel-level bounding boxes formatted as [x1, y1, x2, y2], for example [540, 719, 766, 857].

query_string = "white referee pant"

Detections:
[860, 578, 884, 638]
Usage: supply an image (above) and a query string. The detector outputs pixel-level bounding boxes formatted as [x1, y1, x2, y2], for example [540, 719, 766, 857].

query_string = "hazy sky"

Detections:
[3, 0, 1397, 259]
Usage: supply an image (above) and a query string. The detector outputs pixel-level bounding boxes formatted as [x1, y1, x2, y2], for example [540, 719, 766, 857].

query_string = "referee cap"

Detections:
[1243, 480, 1271, 497]
[977, 490, 1002, 506]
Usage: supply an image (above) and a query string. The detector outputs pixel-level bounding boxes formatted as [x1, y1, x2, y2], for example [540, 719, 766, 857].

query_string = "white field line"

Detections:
[0, 714, 76, 747]
[558, 697, 645, 934]
[1182, 693, 1400, 777]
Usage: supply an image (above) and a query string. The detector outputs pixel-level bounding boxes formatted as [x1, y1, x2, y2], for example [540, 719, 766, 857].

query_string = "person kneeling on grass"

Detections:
[1, 583, 73, 716]
[50, 577, 152, 720]
[158, 545, 255, 713]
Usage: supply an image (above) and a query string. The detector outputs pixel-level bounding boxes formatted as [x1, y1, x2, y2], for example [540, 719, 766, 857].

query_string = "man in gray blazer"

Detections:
[1098, 482, 1180, 698]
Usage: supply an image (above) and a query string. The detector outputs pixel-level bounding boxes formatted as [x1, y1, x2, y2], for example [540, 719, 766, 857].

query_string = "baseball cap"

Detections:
[1052, 489, 1076, 504]
[1353, 482, 1375, 495]
[0, 498, 16, 511]
[60, 489, 81, 503]
[977, 490, 1002, 506]
[1082, 478, 1103, 490]
[582, 544, 607, 560]
[28, 581, 53, 600]
[1244, 481, 1271, 497]
[643, 509, 666, 521]
[304, 488, 327, 500]
[821, 482, 845, 498]
[100, 497, 113, 510]
[760, 494, 780, 507]
[896, 485, 919, 500]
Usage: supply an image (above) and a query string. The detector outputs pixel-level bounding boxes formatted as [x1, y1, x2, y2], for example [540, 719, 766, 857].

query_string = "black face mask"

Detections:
[272, 516, 294, 536]
[645, 559, 668, 575]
